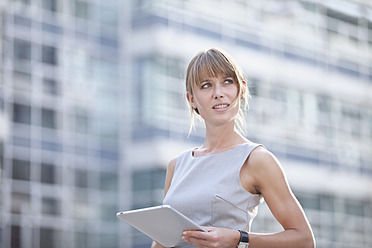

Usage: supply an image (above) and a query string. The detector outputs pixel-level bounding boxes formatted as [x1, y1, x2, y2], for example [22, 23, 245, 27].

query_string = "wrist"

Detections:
[237, 230, 250, 248]
[234, 230, 241, 246]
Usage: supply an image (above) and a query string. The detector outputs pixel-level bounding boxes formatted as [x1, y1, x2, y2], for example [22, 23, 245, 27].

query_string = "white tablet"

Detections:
[116, 205, 207, 247]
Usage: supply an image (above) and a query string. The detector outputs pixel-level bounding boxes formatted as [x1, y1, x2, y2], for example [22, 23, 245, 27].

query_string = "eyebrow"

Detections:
[200, 79, 211, 83]
[200, 75, 232, 82]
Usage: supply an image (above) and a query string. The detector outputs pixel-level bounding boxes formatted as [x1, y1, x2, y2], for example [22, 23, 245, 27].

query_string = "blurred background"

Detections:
[0, 0, 371, 247]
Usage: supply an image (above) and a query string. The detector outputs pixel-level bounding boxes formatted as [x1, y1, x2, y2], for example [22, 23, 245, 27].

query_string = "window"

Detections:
[0, 142, 3, 169]
[342, 106, 361, 138]
[75, 0, 90, 19]
[12, 159, 30, 181]
[345, 200, 365, 216]
[295, 192, 321, 210]
[11, 225, 21, 248]
[75, 232, 88, 248]
[40, 228, 61, 248]
[13, 103, 31, 124]
[249, 79, 259, 96]
[14, 39, 31, 60]
[74, 195, 89, 220]
[42, 0, 57, 12]
[320, 194, 335, 212]
[13, 70, 32, 91]
[42, 45, 57, 65]
[100, 172, 117, 191]
[133, 56, 188, 128]
[100, 233, 118, 248]
[43, 78, 58, 95]
[132, 170, 152, 191]
[41, 108, 56, 128]
[100, 203, 118, 222]
[11, 192, 30, 214]
[317, 95, 332, 113]
[268, 86, 287, 119]
[317, 95, 332, 136]
[14, 15, 31, 27]
[41, 163, 58, 184]
[100, 4, 118, 27]
[74, 109, 89, 133]
[42, 197, 60, 215]
[132, 168, 165, 208]
[14, 0, 30, 4]
[270, 86, 287, 102]
[75, 169, 88, 188]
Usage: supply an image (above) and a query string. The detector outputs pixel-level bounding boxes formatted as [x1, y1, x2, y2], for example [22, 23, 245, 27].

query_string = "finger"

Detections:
[202, 226, 215, 232]
[182, 234, 210, 247]
[184, 230, 208, 240]
[182, 231, 205, 244]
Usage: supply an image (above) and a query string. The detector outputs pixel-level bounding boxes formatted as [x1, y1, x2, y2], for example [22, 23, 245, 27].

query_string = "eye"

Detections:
[201, 82, 212, 89]
[224, 79, 234, 84]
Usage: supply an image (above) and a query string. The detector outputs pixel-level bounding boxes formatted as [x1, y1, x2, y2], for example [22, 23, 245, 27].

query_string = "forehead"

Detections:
[198, 73, 232, 83]
[194, 59, 236, 85]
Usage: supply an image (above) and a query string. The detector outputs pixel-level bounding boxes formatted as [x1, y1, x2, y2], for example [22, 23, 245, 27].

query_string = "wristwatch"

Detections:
[237, 230, 249, 248]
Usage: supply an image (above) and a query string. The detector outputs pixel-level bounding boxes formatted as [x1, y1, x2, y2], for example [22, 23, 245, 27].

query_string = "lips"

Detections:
[212, 103, 230, 109]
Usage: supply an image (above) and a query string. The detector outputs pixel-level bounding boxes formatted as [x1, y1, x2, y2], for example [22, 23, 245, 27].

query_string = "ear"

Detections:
[186, 92, 197, 109]
[241, 81, 247, 99]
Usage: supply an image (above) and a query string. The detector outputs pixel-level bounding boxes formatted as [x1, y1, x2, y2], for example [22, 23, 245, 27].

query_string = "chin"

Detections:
[211, 117, 236, 127]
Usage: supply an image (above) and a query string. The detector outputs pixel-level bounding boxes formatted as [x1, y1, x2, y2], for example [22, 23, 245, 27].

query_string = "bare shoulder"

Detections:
[167, 156, 177, 170]
[246, 146, 287, 193]
[248, 146, 280, 168]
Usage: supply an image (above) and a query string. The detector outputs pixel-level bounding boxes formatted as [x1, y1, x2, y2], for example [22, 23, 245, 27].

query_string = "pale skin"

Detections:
[152, 75, 315, 248]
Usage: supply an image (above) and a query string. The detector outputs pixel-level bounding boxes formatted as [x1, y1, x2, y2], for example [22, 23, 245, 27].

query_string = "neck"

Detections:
[201, 121, 247, 153]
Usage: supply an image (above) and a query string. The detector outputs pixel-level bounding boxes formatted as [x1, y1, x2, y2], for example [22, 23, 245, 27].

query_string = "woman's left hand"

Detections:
[182, 226, 240, 248]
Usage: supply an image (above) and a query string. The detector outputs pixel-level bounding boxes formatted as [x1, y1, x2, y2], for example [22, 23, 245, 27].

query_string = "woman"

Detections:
[152, 48, 315, 248]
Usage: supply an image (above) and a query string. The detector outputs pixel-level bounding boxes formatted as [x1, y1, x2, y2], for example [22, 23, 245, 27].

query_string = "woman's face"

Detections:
[188, 74, 239, 127]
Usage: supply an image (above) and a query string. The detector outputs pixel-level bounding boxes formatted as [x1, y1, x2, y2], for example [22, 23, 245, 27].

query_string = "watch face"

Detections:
[238, 243, 249, 248]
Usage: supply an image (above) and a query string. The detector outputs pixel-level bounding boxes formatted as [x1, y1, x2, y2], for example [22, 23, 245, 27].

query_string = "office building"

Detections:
[0, 0, 124, 248]
[1, 1, 372, 248]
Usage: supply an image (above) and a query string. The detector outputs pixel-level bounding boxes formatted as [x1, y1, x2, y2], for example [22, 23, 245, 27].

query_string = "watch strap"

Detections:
[237, 230, 249, 248]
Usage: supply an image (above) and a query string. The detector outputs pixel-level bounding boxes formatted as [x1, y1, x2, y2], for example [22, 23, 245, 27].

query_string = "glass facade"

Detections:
[1, 0, 372, 248]
[132, 56, 187, 135]
[0, 0, 123, 248]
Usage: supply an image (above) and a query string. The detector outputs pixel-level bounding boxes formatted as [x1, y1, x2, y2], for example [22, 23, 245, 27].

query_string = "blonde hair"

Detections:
[185, 48, 250, 135]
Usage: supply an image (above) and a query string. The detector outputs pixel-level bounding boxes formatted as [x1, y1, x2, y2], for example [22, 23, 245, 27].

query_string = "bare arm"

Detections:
[151, 157, 177, 248]
[246, 147, 315, 248]
[163, 157, 177, 198]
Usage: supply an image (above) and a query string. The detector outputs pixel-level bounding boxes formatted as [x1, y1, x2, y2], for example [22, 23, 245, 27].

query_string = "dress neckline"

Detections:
[190, 142, 250, 159]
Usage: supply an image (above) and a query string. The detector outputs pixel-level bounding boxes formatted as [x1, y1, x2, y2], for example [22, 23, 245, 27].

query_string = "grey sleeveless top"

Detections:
[163, 143, 264, 247]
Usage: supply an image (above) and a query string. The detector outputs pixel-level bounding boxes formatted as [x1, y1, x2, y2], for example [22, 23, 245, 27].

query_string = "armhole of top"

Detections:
[243, 144, 266, 166]
[238, 144, 266, 195]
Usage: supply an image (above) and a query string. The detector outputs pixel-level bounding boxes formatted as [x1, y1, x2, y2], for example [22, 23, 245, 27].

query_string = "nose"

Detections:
[213, 85, 224, 99]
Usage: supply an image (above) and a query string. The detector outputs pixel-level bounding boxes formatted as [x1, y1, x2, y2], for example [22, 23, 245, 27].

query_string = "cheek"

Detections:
[229, 85, 239, 99]
[193, 92, 207, 106]
[193, 98, 204, 110]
